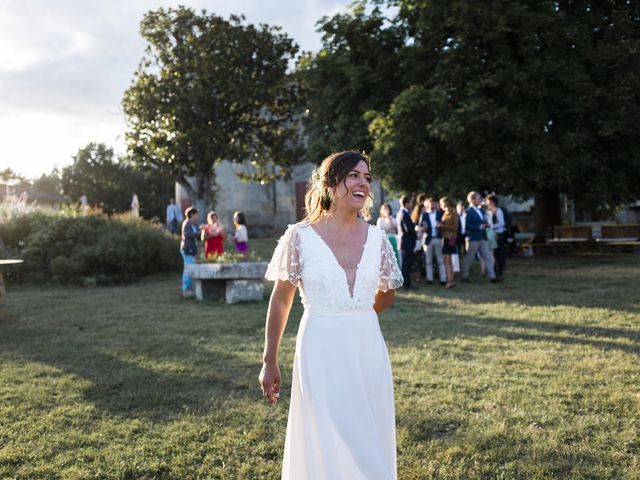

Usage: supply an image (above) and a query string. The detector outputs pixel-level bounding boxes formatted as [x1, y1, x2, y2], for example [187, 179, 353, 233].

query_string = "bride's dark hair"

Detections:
[304, 150, 374, 224]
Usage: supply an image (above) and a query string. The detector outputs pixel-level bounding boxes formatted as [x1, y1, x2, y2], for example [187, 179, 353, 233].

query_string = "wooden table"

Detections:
[0, 259, 23, 309]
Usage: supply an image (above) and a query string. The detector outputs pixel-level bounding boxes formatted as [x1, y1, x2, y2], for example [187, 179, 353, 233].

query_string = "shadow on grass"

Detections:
[0, 281, 275, 420]
[3, 337, 260, 419]
[383, 255, 640, 354]
[397, 414, 466, 441]
[403, 254, 639, 313]
[3, 253, 637, 422]
[445, 254, 640, 313]
[383, 299, 640, 355]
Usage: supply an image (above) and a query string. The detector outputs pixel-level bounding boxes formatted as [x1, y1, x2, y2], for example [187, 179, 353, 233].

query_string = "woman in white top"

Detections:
[260, 151, 403, 479]
[230, 210, 249, 260]
[376, 203, 400, 267]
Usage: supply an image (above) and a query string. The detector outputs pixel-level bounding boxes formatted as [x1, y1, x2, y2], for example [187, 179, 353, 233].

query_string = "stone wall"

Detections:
[176, 159, 386, 236]
[176, 160, 314, 236]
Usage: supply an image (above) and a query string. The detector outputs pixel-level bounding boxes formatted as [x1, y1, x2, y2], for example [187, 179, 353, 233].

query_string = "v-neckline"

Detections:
[308, 223, 371, 298]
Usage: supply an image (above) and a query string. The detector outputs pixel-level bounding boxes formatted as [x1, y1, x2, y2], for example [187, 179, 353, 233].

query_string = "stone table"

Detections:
[185, 261, 268, 304]
[0, 259, 23, 310]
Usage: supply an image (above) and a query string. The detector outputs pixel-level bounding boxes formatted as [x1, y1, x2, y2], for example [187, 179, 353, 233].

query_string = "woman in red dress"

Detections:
[201, 211, 226, 258]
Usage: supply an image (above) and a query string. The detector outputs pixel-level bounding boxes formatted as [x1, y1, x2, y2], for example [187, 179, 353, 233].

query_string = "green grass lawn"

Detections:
[1, 247, 639, 479]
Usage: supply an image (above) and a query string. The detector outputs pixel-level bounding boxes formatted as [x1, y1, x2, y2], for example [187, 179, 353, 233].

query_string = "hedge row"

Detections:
[0, 211, 181, 284]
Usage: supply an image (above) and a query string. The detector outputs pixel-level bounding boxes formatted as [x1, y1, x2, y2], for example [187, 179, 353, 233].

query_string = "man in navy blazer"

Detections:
[396, 195, 416, 289]
[420, 197, 446, 285]
[462, 191, 500, 283]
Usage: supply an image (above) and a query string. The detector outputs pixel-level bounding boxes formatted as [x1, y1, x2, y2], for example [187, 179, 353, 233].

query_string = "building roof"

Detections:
[0, 183, 65, 204]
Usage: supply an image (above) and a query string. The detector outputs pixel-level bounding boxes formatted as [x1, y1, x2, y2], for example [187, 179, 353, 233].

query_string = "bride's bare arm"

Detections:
[373, 289, 395, 314]
[259, 279, 297, 404]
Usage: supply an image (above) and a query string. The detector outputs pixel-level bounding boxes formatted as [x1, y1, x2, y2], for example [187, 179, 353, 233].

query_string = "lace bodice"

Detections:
[265, 222, 403, 312]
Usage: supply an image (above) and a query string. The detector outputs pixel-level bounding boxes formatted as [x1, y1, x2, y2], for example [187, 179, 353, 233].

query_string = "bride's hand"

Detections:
[259, 362, 281, 405]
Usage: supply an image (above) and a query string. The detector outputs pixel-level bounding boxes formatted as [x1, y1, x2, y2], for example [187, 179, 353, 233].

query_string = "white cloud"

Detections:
[0, 109, 125, 176]
[0, 0, 350, 178]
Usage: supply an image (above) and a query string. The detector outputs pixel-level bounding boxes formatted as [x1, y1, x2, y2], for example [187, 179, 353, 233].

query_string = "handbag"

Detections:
[486, 228, 498, 249]
[447, 236, 457, 248]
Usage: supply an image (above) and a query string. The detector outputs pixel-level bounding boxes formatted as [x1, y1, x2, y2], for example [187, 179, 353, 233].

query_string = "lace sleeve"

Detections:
[377, 232, 403, 292]
[264, 224, 302, 287]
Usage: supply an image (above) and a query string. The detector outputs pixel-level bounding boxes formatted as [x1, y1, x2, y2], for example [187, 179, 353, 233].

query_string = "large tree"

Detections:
[297, 1, 406, 163]
[0, 168, 27, 184]
[369, 0, 640, 239]
[32, 169, 62, 197]
[122, 7, 303, 214]
[61, 143, 168, 219]
[61, 143, 127, 215]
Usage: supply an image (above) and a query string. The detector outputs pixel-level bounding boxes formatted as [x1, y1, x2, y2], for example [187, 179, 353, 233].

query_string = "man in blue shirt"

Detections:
[396, 195, 417, 289]
[462, 192, 501, 283]
[180, 207, 201, 296]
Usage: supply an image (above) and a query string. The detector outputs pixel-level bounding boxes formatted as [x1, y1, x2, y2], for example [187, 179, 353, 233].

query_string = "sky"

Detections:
[0, 0, 351, 179]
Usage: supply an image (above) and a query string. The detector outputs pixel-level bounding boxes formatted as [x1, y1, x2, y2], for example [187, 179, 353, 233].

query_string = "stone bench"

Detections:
[185, 261, 268, 303]
[0, 259, 23, 312]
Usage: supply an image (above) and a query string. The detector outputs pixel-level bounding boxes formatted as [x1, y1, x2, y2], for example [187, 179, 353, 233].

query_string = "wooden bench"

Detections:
[549, 225, 594, 252]
[523, 242, 574, 255]
[553, 225, 593, 240]
[600, 224, 640, 239]
[521, 225, 594, 255]
[523, 224, 640, 255]
[596, 241, 640, 254]
[596, 224, 640, 254]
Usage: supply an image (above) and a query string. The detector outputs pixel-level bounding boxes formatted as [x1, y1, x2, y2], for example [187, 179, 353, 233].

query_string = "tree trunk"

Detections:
[533, 190, 562, 242]
[176, 170, 216, 224]
[195, 169, 215, 221]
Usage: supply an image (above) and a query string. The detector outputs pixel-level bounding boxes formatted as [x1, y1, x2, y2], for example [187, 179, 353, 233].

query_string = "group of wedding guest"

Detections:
[380, 191, 509, 290]
[179, 208, 251, 297]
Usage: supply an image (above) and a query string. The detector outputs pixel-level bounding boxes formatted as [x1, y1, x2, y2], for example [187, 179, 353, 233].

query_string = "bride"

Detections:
[259, 150, 404, 479]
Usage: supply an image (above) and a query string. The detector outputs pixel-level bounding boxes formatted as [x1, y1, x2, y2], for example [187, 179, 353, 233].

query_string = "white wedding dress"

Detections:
[265, 221, 403, 480]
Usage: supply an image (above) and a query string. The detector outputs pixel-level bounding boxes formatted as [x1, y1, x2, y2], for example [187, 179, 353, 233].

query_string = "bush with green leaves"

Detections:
[0, 211, 180, 284]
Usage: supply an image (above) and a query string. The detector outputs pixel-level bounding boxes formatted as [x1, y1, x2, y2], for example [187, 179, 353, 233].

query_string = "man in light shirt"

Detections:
[420, 197, 446, 285]
[166, 198, 183, 235]
[487, 194, 506, 279]
[462, 191, 501, 283]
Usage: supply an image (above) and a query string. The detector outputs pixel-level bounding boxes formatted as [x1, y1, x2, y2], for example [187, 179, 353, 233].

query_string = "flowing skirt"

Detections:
[282, 307, 397, 480]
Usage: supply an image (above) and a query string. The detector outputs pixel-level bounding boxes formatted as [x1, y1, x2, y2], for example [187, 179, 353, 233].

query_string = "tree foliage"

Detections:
[61, 143, 168, 219]
[368, 0, 640, 236]
[302, 1, 639, 236]
[0, 168, 27, 184]
[298, 1, 406, 163]
[122, 7, 303, 213]
[32, 170, 62, 197]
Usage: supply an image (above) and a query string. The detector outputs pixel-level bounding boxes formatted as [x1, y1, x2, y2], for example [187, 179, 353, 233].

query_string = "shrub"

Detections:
[0, 210, 181, 284]
[50, 255, 84, 280]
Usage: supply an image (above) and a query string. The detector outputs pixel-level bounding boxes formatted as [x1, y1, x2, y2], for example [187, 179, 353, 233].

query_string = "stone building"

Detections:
[176, 159, 386, 236]
[176, 160, 640, 238]
[0, 183, 64, 211]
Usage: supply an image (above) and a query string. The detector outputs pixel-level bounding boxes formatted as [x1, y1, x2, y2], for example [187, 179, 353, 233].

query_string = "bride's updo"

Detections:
[304, 150, 374, 224]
